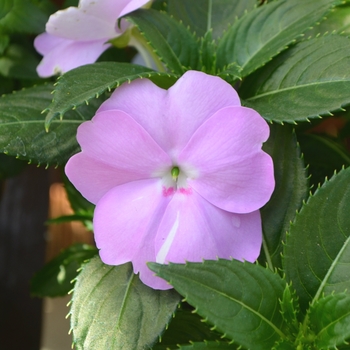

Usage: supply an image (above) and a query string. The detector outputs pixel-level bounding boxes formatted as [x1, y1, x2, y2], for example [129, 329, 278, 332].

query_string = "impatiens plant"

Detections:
[2, 0, 350, 349]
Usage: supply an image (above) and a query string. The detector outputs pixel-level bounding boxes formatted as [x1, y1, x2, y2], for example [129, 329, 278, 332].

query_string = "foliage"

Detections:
[2, 0, 350, 349]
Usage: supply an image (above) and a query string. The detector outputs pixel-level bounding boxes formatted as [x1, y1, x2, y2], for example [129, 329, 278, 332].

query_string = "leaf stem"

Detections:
[207, 0, 212, 32]
[262, 233, 274, 271]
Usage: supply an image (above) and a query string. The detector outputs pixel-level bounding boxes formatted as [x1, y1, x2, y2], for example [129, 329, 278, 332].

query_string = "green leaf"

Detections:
[70, 257, 180, 350]
[149, 260, 288, 350]
[240, 35, 350, 123]
[260, 124, 308, 269]
[217, 0, 340, 77]
[199, 31, 216, 74]
[164, 0, 257, 39]
[62, 173, 95, 215]
[305, 4, 350, 36]
[309, 293, 350, 349]
[44, 62, 177, 128]
[0, 34, 9, 55]
[0, 43, 40, 79]
[0, 153, 26, 179]
[0, 0, 49, 34]
[284, 166, 350, 312]
[0, 84, 102, 166]
[217, 63, 242, 85]
[297, 133, 350, 188]
[154, 308, 221, 349]
[126, 9, 199, 74]
[272, 339, 297, 350]
[46, 213, 93, 225]
[177, 342, 239, 349]
[279, 284, 300, 337]
[31, 243, 97, 297]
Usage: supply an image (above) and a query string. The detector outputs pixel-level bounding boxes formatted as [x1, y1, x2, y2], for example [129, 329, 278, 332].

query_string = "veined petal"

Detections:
[93, 178, 171, 268]
[65, 110, 171, 204]
[179, 106, 274, 213]
[154, 191, 262, 265]
[34, 34, 109, 77]
[97, 71, 241, 156]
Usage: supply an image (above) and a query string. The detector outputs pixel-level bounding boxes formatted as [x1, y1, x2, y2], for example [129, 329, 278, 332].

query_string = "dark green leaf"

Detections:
[0, 83, 102, 166]
[199, 31, 216, 74]
[305, 4, 350, 37]
[260, 124, 308, 269]
[297, 133, 350, 188]
[165, 0, 257, 39]
[217, 0, 340, 77]
[149, 260, 288, 350]
[70, 257, 180, 350]
[45, 62, 177, 128]
[0, 0, 49, 34]
[272, 339, 297, 350]
[154, 308, 221, 349]
[0, 43, 40, 79]
[177, 342, 239, 349]
[126, 9, 199, 74]
[240, 35, 350, 123]
[0, 153, 26, 179]
[0, 34, 9, 55]
[309, 293, 350, 349]
[63, 172, 95, 215]
[31, 243, 97, 297]
[284, 167, 350, 312]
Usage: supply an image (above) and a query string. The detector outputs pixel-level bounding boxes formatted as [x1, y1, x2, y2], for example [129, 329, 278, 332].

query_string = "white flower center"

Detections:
[154, 163, 198, 197]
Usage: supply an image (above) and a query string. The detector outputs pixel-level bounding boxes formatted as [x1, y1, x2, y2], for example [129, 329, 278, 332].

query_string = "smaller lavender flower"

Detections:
[65, 71, 275, 290]
[34, 0, 149, 77]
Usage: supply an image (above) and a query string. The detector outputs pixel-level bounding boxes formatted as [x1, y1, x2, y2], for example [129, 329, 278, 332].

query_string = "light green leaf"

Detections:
[260, 124, 308, 269]
[279, 284, 300, 337]
[44, 62, 177, 128]
[164, 0, 257, 39]
[70, 257, 180, 350]
[126, 9, 199, 74]
[217, 63, 242, 84]
[284, 166, 350, 312]
[149, 260, 288, 350]
[309, 293, 350, 349]
[0, 84, 101, 166]
[31, 244, 97, 297]
[217, 0, 340, 77]
[240, 35, 350, 123]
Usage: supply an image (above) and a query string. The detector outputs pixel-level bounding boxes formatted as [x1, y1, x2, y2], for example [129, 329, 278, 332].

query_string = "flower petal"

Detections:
[97, 71, 241, 156]
[178, 106, 275, 213]
[154, 191, 262, 264]
[94, 178, 171, 290]
[65, 110, 171, 204]
[34, 33, 109, 77]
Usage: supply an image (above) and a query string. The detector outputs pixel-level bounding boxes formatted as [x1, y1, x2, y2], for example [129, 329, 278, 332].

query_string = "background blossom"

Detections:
[65, 71, 275, 289]
[34, 0, 149, 77]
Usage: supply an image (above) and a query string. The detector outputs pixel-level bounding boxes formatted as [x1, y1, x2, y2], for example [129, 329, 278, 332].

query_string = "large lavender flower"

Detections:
[65, 71, 275, 289]
[34, 0, 149, 77]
